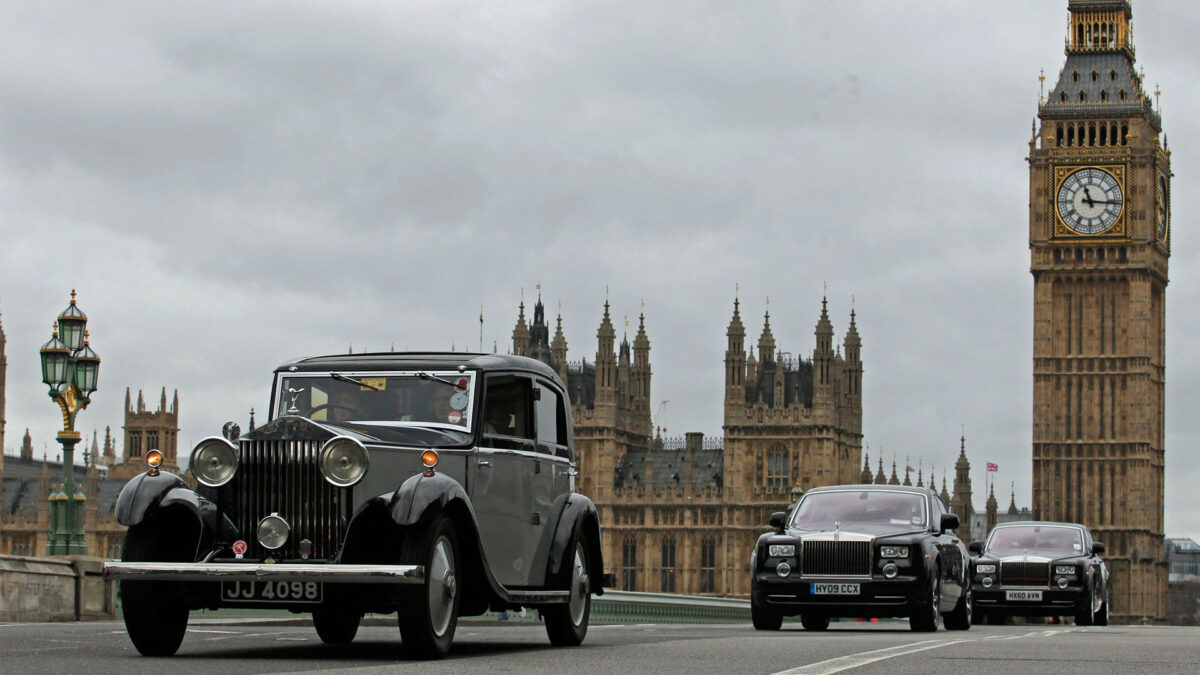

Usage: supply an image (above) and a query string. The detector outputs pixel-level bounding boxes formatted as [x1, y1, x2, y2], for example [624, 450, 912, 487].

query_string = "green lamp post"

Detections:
[39, 289, 100, 557]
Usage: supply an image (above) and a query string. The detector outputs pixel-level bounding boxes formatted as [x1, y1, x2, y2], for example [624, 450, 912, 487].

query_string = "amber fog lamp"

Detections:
[146, 449, 164, 476]
[319, 437, 369, 487]
[191, 437, 239, 487]
[421, 449, 439, 475]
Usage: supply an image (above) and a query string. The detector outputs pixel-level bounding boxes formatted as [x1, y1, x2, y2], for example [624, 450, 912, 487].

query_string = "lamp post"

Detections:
[39, 289, 100, 557]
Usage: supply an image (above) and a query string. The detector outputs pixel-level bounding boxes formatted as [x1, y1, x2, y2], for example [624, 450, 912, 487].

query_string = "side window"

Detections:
[535, 382, 570, 457]
[483, 375, 533, 440]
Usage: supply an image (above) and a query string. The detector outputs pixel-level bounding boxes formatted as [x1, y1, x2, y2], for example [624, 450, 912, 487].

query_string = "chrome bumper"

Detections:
[103, 562, 424, 584]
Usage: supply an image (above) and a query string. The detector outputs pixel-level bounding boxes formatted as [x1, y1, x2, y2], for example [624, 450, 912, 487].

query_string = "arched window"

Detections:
[767, 446, 789, 489]
[1072, 70, 1080, 82]
[1110, 69, 1118, 81]
[1100, 90, 1108, 102]
[621, 538, 638, 591]
[699, 538, 717, 593]
[1079, 91, 1088, 102]
[1060, 91, 1068, 103]
[1091, 70, 1098, 82]
[660, 538, 677, 592]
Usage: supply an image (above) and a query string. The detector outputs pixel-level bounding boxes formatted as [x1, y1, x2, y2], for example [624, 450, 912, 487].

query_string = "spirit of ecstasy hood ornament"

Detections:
[286, 387, 306, 415]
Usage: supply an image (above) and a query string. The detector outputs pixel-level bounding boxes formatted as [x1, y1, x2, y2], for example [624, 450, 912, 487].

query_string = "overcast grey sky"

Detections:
[1, 1, 1196, 541]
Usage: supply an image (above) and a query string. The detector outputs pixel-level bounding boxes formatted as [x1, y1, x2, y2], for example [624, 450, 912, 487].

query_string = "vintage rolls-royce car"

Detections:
[751, 484, 971, 632]
[969, 521, 1109, 626]
[104, 353, 607, 658]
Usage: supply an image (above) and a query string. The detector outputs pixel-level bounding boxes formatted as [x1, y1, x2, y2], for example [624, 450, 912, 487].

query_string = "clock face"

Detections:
[1156, 176, 1168, 241]
[1057, 168, 1124, 234]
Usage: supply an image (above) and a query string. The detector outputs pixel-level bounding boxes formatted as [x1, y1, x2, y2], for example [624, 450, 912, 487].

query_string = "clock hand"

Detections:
[1082, 186, 1096, 208]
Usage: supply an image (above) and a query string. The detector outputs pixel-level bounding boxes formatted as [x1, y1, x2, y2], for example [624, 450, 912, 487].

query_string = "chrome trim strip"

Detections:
[103, 562, 424, 584]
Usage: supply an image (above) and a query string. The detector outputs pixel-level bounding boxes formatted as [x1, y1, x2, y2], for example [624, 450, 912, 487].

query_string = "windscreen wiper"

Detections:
[416, 371, 465, 389]
[330, 372, 382, 391]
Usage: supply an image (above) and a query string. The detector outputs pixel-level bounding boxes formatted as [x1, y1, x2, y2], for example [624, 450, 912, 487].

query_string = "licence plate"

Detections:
[1005, 590, 1043, 601]
[811, 582, 860, 595]
[221, 580, 323, 603]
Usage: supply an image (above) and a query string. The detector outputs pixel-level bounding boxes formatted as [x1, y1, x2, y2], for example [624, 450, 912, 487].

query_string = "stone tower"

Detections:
[110, 387, 180, 479]
[951, 435, 975, 543]
[1029, 0, 1169, 622]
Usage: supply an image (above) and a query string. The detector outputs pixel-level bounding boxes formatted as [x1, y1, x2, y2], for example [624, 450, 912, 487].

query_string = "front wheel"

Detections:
[1093, 596, 1109, 626]
[119, 528, 190, 656]
[943, 585, 972, 630]
[397, 515, 460, 658]
[313, 601, 362, 644]
[800, 614, 829, 631]
[909, 577, 940, 632]
[751, 600, 782, 630]
[543, 539, 591, 646]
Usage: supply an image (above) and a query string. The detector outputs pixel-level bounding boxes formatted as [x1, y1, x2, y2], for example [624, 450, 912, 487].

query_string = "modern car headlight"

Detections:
[191, 437, 239, 487]
[976, 564, 997, 574]
[1054, 565, 1076, 575]
[880, 546, 909, 558]
[319, 436, 369, 487]
[768, 544, 795, 557]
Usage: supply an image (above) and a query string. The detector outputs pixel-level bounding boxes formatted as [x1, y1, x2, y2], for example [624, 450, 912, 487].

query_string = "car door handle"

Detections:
[566, 469, 579, 477]
[478, 460, 492, 467]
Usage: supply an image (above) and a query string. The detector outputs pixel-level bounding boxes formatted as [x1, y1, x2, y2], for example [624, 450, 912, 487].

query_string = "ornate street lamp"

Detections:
[38, 289, 100, 557]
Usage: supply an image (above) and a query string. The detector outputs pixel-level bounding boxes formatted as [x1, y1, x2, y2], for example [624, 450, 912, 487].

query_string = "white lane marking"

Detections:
[187, 629, 241, 635]
[771, 639, 968, 675]
[770, 629, 1075, 675]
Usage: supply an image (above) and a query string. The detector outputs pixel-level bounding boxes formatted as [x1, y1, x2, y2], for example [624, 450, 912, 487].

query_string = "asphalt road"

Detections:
[0, 618, 1196, 674]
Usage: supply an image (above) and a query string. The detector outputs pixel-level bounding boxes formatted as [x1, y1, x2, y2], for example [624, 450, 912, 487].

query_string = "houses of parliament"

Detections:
[0, 0, 1171, 623]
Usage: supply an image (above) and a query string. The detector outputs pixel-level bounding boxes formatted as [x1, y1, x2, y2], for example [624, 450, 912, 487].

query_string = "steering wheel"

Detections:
[302, 403, 359, 421]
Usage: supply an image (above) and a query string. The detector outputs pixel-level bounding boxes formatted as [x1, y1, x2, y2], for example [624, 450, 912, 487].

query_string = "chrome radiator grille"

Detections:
[802, 541, 872, 576]
[1000, 562, 1049, 586]
[233, 438, 349, 560]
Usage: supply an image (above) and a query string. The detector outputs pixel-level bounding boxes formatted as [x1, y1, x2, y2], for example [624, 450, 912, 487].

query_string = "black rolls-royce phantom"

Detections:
[104, 352, 607, 658]
[751, 484, 972, 632]
[969, 521, 1110, 625]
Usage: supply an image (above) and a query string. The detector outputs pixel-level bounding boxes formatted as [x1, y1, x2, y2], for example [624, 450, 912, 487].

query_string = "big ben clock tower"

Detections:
[1030, 0, 1169, 623]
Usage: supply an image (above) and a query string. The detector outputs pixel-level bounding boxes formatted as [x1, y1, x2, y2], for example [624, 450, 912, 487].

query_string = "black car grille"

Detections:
[1000, 561, 1049, 586]
[802, 541, 872, 576]
[232, 438, 349, 560]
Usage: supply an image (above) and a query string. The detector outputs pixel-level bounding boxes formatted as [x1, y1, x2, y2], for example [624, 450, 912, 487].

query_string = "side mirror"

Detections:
[939, 513, 959, 534]
[769, 512, 787, 532]
[1092, 541, 1106, 555]
[968, 541, 984, 556]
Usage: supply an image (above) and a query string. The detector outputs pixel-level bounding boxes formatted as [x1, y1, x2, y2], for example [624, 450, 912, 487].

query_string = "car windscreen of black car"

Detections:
[986, 525, 1085, 556]
[790, 490, 927, 530]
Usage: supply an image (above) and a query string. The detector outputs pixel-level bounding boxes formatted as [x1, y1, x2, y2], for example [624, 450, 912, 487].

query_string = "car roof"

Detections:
[991, 520, 1086, 530]
[804, 484, 936, 496]
[276, 352, 562, 382]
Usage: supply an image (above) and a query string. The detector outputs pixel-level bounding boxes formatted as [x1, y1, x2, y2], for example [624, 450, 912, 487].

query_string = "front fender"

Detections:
[387, 471, 473, 526]
[115, 471, 200, 527]
[545, 493, 605, 595]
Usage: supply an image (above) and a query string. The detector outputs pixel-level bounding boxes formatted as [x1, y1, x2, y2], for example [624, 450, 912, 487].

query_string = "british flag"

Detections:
[986, 462, 999, 472]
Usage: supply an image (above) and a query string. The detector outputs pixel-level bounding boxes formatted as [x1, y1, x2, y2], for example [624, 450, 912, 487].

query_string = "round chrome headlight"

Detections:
[882, 563, 899, 579]
[1057, 576, 1070, 589]
[776, 562, 791, 577]
[190, 437, 238, 487]
[319, 437, 369, 487]
[982, 576, 994, 588]
[258, 513, 290, 550]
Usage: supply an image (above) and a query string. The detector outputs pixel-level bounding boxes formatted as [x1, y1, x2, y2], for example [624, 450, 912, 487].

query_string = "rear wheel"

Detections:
[397, 515, 460, 658]
[800, 614, 829, 631]
[119, 528, 189, 656]
[909, 577, 940, 632]
[751, 600, 782, 630]
[944, 585, 972, 630]
[543, 538, 591, 646]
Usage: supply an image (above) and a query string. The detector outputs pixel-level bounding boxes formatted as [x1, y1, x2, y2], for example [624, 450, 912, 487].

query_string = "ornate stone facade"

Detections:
[514, 293, 867, 597]
[1029, 0, 1169, 622]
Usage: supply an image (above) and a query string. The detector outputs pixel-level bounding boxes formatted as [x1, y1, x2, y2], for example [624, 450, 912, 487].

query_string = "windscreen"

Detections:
[986, 525, 1084, 556]
[276, 372, 474, 430]
[789, 490, 927, 529]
